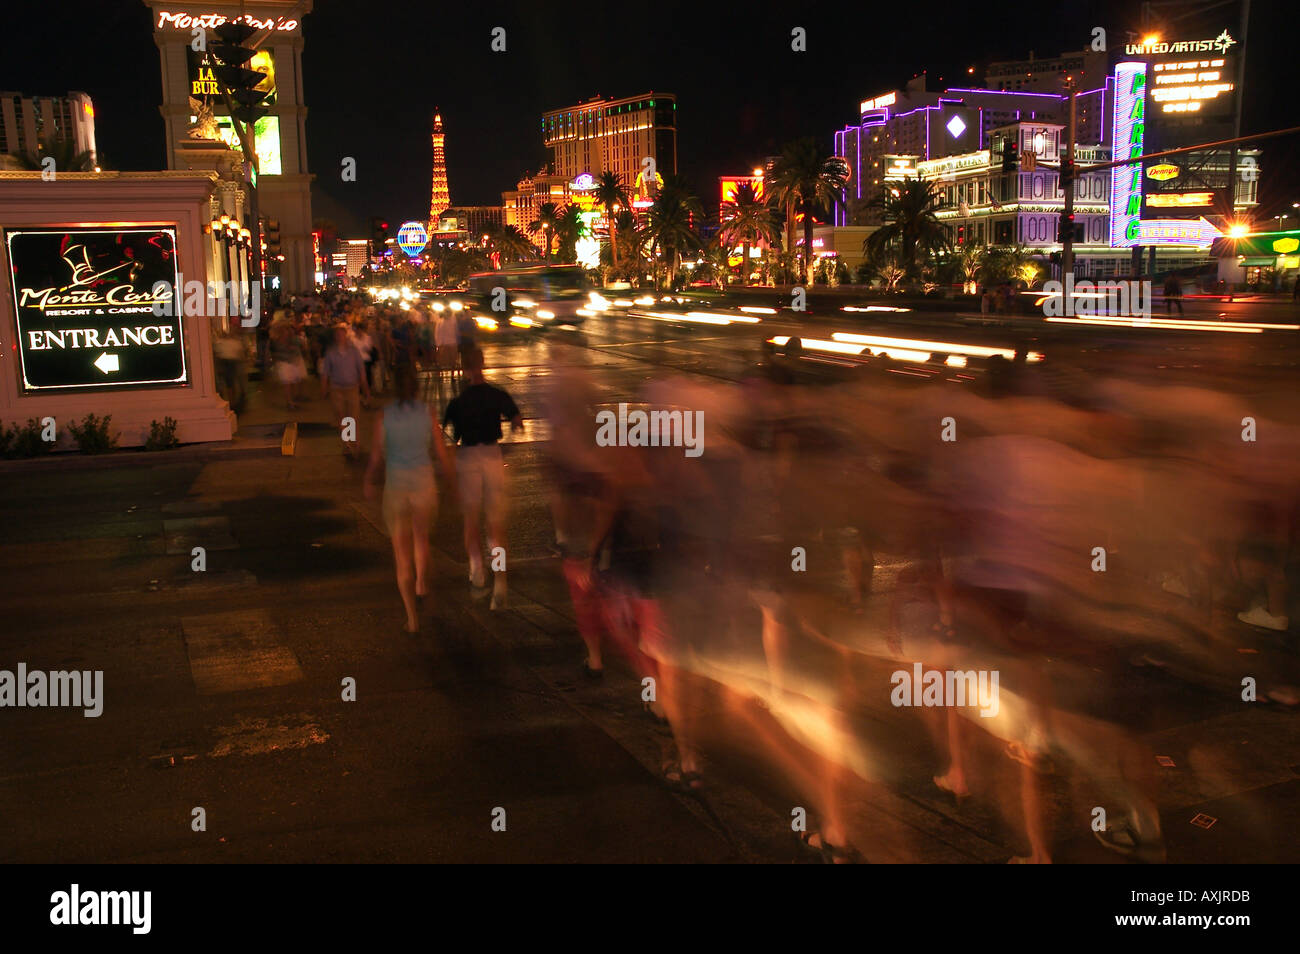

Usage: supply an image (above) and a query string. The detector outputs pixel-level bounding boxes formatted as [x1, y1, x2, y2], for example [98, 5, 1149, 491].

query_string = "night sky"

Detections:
[1, 0, 1290, 236]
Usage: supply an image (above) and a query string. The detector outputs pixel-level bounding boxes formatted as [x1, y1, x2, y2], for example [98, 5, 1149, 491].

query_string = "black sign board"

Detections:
[6, 228, 188, 391]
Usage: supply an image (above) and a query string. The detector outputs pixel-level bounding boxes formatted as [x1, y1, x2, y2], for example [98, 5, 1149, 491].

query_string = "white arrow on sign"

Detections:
[93, 352, 120, 374]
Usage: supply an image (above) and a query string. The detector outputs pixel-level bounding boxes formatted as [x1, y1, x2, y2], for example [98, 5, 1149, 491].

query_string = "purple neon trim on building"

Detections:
[890, 104, 941, 121]
[945, 87, 1063, 98]
[855, 127, 862, 200]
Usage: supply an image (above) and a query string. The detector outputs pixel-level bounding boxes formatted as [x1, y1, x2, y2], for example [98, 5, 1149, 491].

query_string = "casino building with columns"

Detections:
[143, 0, 314, 293]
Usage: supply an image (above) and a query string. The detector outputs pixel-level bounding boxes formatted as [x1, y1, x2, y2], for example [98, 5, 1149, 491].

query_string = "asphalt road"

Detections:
[2, 301, 1298, 863]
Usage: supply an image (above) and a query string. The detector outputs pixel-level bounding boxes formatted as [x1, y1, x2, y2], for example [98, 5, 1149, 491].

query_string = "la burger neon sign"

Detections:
[157, 11, 299, 32]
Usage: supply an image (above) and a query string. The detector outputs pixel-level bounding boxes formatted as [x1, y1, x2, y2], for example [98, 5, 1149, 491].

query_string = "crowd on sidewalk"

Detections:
[212, 288, 481, 417]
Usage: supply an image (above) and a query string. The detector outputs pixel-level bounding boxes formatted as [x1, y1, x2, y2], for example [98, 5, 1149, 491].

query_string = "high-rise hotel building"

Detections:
[542, 93, 677, 188]
[0, 92, 98, 165]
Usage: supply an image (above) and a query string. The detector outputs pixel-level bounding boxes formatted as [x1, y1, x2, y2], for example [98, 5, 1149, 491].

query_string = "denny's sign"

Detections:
[6, 228, 188, 391]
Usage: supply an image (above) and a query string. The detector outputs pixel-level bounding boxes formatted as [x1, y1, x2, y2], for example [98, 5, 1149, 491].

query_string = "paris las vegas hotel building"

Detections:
[834, 11, 1258, 279]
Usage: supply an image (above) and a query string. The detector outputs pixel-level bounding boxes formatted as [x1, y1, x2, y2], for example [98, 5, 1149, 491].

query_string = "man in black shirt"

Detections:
[443, 347, 523, 608]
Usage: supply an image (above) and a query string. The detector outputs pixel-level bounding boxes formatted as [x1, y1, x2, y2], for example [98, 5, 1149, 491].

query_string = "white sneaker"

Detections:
[1237, 605, 1289, 632]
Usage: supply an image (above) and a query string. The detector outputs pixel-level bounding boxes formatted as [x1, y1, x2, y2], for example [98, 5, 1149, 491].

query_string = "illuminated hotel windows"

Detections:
[540, 92, 676, 183]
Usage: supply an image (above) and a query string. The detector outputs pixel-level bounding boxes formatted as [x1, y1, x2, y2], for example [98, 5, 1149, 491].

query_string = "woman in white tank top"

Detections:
[364, 365, 458, 634]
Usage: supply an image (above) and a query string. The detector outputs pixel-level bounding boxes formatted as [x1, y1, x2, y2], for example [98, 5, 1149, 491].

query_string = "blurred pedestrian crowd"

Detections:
[540, 349, 1300, 863]
[211, 289, 479, 416]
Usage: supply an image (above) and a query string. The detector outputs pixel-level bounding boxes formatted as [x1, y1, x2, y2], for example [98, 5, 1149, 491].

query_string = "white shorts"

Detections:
[276, 359, 305, 384]
[383, 467, 436, 532]
[458, 444, 507, 522]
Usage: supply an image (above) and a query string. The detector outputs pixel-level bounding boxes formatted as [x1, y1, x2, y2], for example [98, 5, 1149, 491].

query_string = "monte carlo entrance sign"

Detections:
[7, 227, 187, 391]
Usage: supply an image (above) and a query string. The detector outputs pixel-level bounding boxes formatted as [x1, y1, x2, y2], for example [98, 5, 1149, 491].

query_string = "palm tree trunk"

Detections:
[742, 241, 751, 285]
[785, 199, 796, 282]
[607, 203, 618, 269]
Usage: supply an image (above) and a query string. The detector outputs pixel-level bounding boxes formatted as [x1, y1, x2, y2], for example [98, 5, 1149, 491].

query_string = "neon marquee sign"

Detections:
[1109, 62, 1147, 248]
[156, 11, 299, 32]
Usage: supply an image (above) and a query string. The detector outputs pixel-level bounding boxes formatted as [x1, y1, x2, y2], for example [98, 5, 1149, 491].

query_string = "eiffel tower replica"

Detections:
[428, 110, 450, 229]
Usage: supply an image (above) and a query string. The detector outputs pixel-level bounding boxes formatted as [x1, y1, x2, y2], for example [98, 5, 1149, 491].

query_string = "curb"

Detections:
[0, 437, 284, 473]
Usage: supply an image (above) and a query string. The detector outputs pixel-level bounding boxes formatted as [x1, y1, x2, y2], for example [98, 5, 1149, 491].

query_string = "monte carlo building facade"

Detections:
[144, 0, 314, 292]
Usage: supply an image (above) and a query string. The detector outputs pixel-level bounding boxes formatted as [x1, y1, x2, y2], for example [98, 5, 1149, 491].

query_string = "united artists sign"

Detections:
[6, 228, 188, 391]
[1124, 31, 1237, 56]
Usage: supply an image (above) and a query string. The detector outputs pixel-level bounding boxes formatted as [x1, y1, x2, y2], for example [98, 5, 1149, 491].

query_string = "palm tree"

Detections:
[865, 249, 908, 293]
[982, 244, 1038, 287]
[553, 204, 585, 264]
[766, 139, 849, 285]
[6, 140, 97, 172]
[601, 209, 645, 285]
[480, 223, 537, 267]
[958, 243, 987, 293]
[430, 244, 489, 287]
[719, 181, 779, 286]
[691, 240, 733, 291]
[528, 202, 564, 261]
[593, 171, 631, 270]
[865, 176, 951, 283]
[641, 175, 702, 290]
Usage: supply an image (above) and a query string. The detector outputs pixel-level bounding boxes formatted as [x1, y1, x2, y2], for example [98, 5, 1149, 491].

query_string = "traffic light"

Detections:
[370, 217, 390, 254]
[1057, 212, 1075, 243]
[1060, 158, 1076, 187]
[266, 219, 281, 257]
[1057, 212, 1084, 244]
[209, 22, 270, 127]
[1002, 143, 1018, 173]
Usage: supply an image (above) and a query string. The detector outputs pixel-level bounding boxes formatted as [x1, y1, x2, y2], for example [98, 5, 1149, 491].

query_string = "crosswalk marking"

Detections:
[181, 609, 304, 695]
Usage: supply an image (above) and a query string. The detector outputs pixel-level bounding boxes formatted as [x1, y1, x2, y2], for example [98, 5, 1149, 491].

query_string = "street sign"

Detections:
[5, 227, 188, 391]
[1133, 217, 1223, 247]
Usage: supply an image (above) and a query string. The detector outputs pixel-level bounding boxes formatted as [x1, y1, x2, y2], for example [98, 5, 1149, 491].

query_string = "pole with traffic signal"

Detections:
[1060, 76, 1078, 279]
[209, 19, 271, 312]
